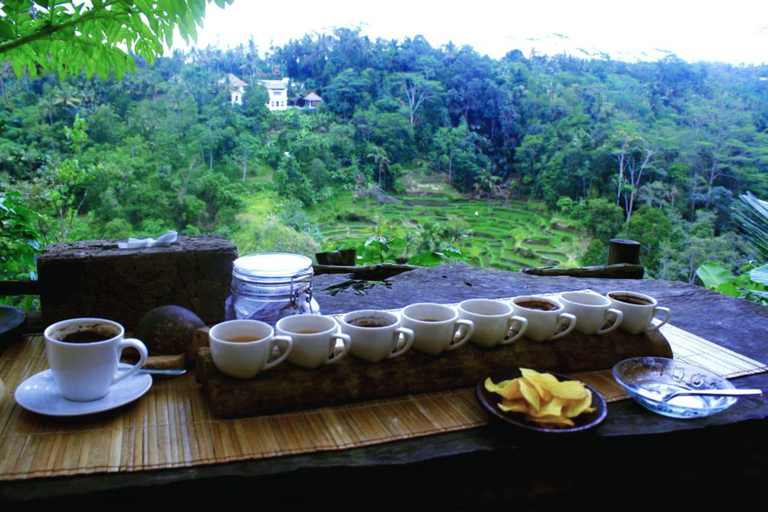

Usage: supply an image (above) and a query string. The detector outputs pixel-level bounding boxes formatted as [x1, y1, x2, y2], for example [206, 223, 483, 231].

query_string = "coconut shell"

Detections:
[135, 305, 205, 357]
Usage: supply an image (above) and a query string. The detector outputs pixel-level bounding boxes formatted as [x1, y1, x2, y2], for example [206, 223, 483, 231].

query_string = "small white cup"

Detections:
[560, 291, 624, 336]
[457, 299, 528, 348]
[401, 303, 474, 357]
[276, 315, 351, 369]
[510, 296, 577, 342]
[209, 320, 293, 378]
[607, 291, 671, 334]
[340, 310, 414, 363]
[44, 318, 148, 402]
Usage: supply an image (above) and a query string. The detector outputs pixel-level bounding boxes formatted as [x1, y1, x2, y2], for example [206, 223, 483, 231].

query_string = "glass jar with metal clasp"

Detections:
[225, 252, 320, 326]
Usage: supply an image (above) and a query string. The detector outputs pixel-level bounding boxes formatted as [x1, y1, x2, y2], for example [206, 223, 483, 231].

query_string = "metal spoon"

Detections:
[661, 389, 762, 402]
[118, 367, 187, 376]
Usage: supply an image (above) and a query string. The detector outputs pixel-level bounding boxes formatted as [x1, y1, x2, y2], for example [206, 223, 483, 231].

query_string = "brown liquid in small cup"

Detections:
[417, 318, 443, 322]
[611, 294, 653, 306]
[348, 317, 394, 328]
[224, 336, 263, 343]
[59, 330, 113, 344]
[516, 300, 558, 311]
[294, 329, 324, 334]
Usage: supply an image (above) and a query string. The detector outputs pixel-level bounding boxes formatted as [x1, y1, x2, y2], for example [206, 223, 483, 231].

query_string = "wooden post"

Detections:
[608, 239, 641, 265]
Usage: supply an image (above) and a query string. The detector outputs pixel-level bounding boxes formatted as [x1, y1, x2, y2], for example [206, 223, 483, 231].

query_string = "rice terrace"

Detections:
[313, 186, 586, 271]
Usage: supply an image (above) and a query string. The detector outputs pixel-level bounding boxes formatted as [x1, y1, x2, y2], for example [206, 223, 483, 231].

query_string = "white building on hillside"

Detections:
[221, 74, 292, 112]
[220, 73, 247, 105]
[258, 78, 290, 111]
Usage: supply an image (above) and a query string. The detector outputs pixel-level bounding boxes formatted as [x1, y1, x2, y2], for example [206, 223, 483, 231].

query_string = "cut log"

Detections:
[521, 263, 644, 280]
[313, 263, 417, 280]
[37, 236, 237, 331]
[196, 328, 672, 418]
[315, 249, 356, 266]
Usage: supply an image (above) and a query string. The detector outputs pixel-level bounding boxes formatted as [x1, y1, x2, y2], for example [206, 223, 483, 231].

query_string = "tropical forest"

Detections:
[2, 20, 768, 305]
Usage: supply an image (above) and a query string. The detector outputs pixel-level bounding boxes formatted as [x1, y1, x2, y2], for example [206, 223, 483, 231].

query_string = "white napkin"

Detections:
[118, 230, 178, 249]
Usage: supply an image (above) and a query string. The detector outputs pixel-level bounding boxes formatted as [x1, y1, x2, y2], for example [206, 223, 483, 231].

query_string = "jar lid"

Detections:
[232, 252, 314, 284]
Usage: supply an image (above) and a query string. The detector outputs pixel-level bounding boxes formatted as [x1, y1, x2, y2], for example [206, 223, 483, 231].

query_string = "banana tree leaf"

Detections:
[696, 263, 733, 288]
[750, 264, 768, 286]
[716, 281, 741, 297]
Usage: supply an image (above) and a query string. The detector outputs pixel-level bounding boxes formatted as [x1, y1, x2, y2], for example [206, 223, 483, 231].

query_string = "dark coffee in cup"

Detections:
[348, 317, 395, 328]
[223, 336, 264, 343]
[610, 294, 653, 306]
[59, 330, 114, 344]
[516, 300, 558, 311]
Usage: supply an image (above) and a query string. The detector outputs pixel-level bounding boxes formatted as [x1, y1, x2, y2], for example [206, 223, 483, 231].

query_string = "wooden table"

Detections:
[2, 266, 767, 509]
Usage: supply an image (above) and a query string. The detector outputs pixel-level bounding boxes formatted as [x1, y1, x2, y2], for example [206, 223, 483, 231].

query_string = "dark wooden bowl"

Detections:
[0, 306, 26, 350]
[476, 368, 607, 434]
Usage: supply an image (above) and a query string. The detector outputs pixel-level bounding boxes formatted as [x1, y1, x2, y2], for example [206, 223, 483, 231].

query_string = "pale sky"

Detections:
[178, 0, 768, 65]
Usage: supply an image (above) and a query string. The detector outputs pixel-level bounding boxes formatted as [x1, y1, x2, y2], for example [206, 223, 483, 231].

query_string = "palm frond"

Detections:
[733, 192, 768, 260]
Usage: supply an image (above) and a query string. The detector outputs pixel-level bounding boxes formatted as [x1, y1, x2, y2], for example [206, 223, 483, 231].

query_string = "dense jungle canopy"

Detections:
[1, 14, 767, 304]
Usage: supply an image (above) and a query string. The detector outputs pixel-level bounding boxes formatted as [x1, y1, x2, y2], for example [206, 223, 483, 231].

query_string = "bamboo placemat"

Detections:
[1, 318, 765, 481]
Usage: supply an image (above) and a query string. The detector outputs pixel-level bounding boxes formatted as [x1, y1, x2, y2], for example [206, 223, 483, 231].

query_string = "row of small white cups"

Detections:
[210, 290, 671, 379]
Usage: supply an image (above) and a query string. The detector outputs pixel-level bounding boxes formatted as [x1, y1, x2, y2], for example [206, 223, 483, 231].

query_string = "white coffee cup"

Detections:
[606, 291, 671, 334]
[209, 320, 293, 378]
[340, 310, 414, 363]
[276, 315, 351, 369]
[510, 296, 577, 342]
[559, 291, 624, 335]
[44, 318, 149, 402]
[401, 303, 474, 357]
[457, 299, 528, 348]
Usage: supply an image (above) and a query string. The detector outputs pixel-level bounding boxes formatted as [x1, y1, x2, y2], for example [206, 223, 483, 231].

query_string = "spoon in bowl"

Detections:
[661, 388, 762, 402]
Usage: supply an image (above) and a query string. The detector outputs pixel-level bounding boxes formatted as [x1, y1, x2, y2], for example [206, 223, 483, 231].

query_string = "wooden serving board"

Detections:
[196, 328, 673, 419]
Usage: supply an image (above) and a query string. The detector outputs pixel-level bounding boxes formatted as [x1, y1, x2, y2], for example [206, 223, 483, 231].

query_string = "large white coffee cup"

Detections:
[559, 291, 624, 335]
[401, 303, 474, 357]
[510, 296, 577, 342]
[276, 315, 351, 369]
[457, 299, 528, 348]
[340, 310, 414, 363]
[44, 318, 149, 402]
[607, 291, 671, 334]
[209, 320, 293, 378]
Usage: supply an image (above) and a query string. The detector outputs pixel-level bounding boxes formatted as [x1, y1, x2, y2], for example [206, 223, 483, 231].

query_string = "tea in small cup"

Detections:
[457, 299, 528, 348]
[340, 310, 414, 363]
[209, 320, 293, 378]
[401, 303, 474, 357]
[44, 318, 148, 402]
[510, 296, 576, 342]
[559, 291, 623, 336]
[607, 291, 671, 334]
[276, 315, 351, 369]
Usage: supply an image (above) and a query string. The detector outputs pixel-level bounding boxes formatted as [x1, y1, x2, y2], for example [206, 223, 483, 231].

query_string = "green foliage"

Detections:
[0, 191, 41, 280]
[0, 1, 233, 80]
[238, 216, 319, 257]
[580, 239, 605, 266]
[625, 205, 672, 270]
[696, 262, 768, 305]
[0, 191, 42, 309]
[1, 25, 766, 299]
[578, 198, 625, 242]
[732, 192, 768, 260]
[102, 217, 133, 239]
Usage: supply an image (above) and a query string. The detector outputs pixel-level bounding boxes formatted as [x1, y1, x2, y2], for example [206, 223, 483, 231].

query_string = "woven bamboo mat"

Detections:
[1, 320, 765, 481]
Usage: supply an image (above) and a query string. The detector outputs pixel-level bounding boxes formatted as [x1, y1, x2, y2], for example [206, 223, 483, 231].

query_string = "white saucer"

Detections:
[14, 364, 153, 417]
